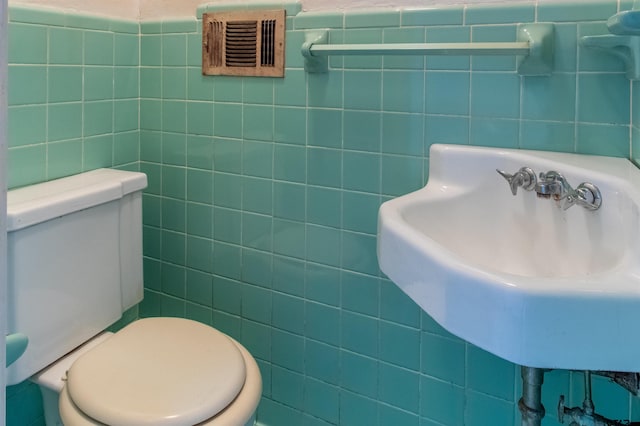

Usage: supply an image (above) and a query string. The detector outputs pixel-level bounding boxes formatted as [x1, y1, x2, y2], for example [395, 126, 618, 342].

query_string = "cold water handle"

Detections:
[496, 167, 537, 195]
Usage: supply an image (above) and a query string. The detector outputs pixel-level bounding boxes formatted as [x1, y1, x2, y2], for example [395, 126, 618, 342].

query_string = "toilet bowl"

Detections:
[34, 317, 262, 426]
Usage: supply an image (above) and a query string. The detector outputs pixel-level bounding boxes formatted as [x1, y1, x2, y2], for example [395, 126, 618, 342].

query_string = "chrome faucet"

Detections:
[497, 168, 602, 211]
[535, 171, 602, 211]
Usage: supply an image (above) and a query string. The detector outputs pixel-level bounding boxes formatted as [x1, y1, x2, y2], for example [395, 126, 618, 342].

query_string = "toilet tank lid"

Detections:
[7, 169, 147, 232]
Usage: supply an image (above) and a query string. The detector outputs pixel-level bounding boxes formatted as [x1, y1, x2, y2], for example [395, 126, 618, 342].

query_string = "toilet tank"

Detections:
[5, 169, 148, 385]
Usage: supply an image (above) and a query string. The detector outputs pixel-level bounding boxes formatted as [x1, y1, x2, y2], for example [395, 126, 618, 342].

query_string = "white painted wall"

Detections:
[8, 0, 588, 20]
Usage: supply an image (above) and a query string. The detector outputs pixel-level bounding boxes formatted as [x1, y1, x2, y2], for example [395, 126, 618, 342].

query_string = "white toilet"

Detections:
[5, 169, 262, 426]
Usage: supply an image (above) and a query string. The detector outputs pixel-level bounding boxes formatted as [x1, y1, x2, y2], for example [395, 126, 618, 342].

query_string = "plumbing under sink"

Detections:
[377, 144, 640, 371]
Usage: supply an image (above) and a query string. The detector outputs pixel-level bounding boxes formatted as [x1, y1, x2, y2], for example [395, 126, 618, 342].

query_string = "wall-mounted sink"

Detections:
[377, 144, 640, 371]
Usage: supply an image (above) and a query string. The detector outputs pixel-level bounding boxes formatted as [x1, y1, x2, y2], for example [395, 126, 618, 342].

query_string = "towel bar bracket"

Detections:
[301, 23, 555, 76]
[517, 23, 555, 76]
[302, 30, 329, 73]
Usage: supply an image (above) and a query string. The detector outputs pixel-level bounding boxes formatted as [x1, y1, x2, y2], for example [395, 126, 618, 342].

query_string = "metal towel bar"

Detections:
[301, 23, 554, 75]
[307, 41, 531, 57]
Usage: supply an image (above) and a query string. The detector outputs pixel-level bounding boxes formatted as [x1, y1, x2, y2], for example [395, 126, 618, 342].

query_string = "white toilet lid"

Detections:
[66, 318, 247, 426]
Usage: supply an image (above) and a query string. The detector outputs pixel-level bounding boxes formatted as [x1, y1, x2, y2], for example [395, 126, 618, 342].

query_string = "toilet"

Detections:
[5, 169, 262, 426]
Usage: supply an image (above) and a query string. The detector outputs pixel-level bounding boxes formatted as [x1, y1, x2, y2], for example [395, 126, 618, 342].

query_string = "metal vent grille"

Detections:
[207, 20, 224, 67]
[225, 20, 257, 67]
[261, 20, 276, 66]
[202, 10, 285, 77]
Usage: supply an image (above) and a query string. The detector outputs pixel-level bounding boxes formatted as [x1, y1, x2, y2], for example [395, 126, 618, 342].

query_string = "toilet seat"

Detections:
[62, 318, 248, 426]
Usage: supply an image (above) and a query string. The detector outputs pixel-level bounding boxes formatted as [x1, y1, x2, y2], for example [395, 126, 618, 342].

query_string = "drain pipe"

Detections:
[519, 366, 546, 426]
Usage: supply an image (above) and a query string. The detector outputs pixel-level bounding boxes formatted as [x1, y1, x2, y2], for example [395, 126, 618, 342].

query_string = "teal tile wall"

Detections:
[7, 5, 139, 190]
[137, 1, 640, 426]
[7, 0, 640, 426]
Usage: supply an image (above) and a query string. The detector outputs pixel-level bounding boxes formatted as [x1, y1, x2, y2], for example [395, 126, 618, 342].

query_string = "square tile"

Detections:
[340, 350, 378, 398]
[9, 65, 46, 105]
[306, 224, 341, 267]
[84, 67, 114, 101]
[343, 151, 380, 193]
[420, 376, 465, 424]
[10, 23, 47, 64]
[272, 292, 305, 334]
[342, 191, 380, 234]
[380, 280, 421, 328]
[308, 147, 342, 188]
[242, 176, 273, 214]
[83, 134, 114, 170]
[185, 235, 213, 273]
[382, 70, 424, 113]
[343, 111, 381, 152]
[344, 70, 382, 110]
[421, 332, 465, 385]
[471, 72, 520, 119]
[306, 263, 341, 306]
[341, 311, 378, 357]
[48, 103, 82, 141]
[378, 362, 420, 413]
[242, 213, 273, 251]
[84, 30, 114, 65]
[306, 340, 340, 385]
[425, 71, 469, 115]
[381, 113, 424, 156]
[274, 181, 306, 221]
[578, 73, 630, 125]
[50, 27, 83, 65]
[341, 270, 379, 317]
[308, 108, 342, 148]
[304, 378, 339, 424]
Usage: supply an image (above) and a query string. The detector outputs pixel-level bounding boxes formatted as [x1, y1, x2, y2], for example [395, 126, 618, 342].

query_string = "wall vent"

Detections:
[202, 10, 285, 77]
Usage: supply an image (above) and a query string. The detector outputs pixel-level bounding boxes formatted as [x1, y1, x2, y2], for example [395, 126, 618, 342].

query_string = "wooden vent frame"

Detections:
[202, 10, 286, 77]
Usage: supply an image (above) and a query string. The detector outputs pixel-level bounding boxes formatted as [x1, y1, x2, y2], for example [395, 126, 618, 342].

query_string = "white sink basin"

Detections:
[378, 144, 640, 371]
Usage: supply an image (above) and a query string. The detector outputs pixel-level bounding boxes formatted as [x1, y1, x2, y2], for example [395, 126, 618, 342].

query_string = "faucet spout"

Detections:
[534, 171, 570, 199]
